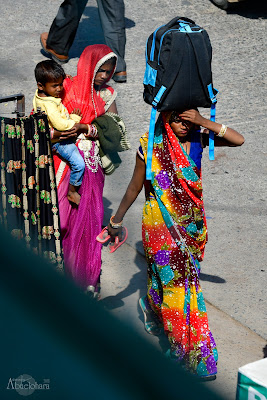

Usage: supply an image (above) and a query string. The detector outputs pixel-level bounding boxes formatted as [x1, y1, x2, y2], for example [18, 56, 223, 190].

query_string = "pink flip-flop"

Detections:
[96, 226, 110, 243]
[108, 227, 128, 253]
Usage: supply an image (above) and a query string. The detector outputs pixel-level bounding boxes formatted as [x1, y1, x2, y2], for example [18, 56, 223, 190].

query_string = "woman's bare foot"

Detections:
[67, 190, 81, 206]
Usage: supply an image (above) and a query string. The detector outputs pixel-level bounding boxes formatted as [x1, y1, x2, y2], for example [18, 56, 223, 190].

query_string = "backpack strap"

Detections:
[146, 107, 157, 180]
[146, 86, 167, 179]
[160, 32, 186, 95]
[207, 85, 219, 160]
[146, 34, 186, 180]
[187, 33, 219, 160]
[206, 86, 217, 161]
[164, 16, 196, 29]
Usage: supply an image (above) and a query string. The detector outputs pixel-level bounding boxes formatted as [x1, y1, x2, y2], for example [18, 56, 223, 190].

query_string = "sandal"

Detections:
[139, 296, 163, 336]
[108, 227, 128, 253]
[85, 285, 101, 301]
[96, 226, 110, 243]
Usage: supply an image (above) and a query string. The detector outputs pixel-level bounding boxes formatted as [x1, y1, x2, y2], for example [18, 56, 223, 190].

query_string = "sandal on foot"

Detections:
[139, 296, 162, 336]
[96, 226, 110, 243]
[85, 285, 101, 301]
[108, 227, 128, 253]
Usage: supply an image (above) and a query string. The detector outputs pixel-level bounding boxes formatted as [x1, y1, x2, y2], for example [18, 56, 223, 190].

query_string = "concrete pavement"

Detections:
[0, 0, 266, 399]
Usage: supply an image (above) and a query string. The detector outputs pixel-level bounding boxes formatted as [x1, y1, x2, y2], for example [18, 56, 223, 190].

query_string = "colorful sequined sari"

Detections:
[140, 114, 218, 377]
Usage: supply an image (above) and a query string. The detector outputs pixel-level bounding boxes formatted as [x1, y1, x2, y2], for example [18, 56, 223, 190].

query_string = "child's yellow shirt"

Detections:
[33, 90, 81, 132]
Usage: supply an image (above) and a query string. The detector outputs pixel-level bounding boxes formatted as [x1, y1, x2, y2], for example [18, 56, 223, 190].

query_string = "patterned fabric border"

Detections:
[0, 114, 64, 270]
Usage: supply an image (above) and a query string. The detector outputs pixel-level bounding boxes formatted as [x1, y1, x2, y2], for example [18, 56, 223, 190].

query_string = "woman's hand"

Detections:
[53, 127, 79, 141]
[179, 109, 206, 126]
[175, 109, 245, 146]
[107, 223, 123, 241]
[58, 124, 88, 138]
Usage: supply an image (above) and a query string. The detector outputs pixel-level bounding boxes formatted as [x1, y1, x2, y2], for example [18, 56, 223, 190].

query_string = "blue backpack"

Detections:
[143, 16, 218, 179]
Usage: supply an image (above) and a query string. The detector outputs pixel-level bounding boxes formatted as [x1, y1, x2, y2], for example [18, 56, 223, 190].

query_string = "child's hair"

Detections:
[34, 60, 66, 85]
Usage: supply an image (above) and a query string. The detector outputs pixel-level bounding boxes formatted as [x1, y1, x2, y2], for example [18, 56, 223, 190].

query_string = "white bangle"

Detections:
[86, 124, 98, 138]
[217, 124, 228, 138]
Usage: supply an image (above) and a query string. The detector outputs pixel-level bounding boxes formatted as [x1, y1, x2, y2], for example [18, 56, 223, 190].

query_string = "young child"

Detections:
[33, 60, 84, 206]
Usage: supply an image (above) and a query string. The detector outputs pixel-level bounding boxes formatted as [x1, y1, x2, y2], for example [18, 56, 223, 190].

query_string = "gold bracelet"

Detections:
[217, 124, 228, 137]
[110, 215, 123, 229]
[87, 124, 91, 135]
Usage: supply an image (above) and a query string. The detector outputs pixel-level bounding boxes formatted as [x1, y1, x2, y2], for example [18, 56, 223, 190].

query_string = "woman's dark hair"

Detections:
[169, 111, 183, 125]
[34, 60, 66, 85]
[103, 56, 116, 67]
[109, 56, 116, 66]
[169, 108, 199, 125]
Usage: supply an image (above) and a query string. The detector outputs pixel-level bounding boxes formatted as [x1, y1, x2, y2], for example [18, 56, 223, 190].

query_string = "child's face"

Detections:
[94, 61, 114, 87]
[38, 77, 64, 97]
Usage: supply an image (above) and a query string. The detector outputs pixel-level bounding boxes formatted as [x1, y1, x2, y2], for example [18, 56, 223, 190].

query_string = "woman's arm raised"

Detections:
[179, 109, 245, 147]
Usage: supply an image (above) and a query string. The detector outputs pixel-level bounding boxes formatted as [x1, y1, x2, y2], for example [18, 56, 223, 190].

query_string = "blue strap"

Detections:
[146, 86, 167, 180]
[178, 22, 192, 32]
[146, 107, 157, 180]
[209, 103, 216, 160]
[150, 25, 164, 61]
[207, 84, 219, 161]
[152, 85, 167, 108]
[207, 84, 219, 104]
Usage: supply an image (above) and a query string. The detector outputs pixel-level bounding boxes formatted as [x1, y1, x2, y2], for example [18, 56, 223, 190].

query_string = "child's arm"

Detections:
[43, 101, 77, 131]
[108, 154, 145, 239]
[179, 109, 245, 146]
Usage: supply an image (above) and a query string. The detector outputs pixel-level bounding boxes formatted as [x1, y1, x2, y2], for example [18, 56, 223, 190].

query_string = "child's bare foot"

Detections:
[67, 190, 81, 206]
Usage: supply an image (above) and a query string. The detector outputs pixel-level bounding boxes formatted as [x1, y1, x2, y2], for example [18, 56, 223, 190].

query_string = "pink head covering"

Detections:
[62, 44, 117, 124]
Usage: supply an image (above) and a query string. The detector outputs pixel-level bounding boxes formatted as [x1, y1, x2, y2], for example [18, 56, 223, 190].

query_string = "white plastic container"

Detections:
[236, 358, 267, 400]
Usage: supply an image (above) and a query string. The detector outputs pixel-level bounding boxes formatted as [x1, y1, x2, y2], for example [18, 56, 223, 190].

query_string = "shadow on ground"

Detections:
[101, 249, 147, 310]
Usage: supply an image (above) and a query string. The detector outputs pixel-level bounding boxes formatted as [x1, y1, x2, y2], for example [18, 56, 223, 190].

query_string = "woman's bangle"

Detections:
[217, 124, 228, 138]
[86, 124, 98, 138]
[110, 215, 123, 229]
[50, 127, 54, 139]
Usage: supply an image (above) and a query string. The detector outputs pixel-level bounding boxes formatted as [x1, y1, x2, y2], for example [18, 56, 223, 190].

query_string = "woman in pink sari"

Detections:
[53, 45, 118, 296]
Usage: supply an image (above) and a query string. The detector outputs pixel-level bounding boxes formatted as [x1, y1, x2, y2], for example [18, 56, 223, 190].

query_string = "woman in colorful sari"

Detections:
[107, 109, 244, 378]
[53, 44, 118, 297]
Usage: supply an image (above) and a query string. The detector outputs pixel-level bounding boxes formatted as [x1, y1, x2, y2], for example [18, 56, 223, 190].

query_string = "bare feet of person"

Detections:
[67, 190, 81, 206]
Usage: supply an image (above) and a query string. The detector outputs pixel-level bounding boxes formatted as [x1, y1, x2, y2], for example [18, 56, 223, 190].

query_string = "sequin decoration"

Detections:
[140, 113, 217, 378]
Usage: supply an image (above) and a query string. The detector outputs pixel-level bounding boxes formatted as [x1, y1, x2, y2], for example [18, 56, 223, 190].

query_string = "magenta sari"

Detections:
[56, 151, 104, 290]
[54, 45, 117, 292]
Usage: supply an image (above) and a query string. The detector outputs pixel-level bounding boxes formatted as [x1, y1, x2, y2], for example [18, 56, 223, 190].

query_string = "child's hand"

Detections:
[65, 74, 74, 81]
[72, 108, 82, 117]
